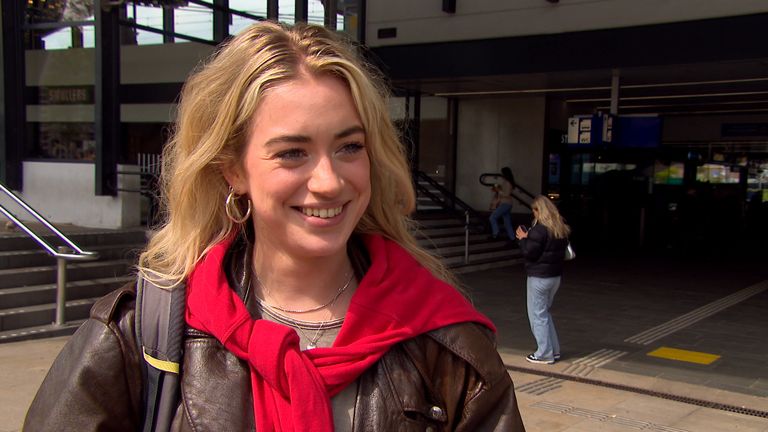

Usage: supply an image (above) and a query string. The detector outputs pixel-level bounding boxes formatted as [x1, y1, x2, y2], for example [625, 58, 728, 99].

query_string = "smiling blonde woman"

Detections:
[24, 22, 526, 432]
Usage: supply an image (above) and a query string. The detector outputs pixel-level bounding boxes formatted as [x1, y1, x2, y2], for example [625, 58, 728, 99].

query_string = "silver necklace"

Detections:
[255, 272, 354, 314]
[254, 292, 345, 350]
[293, 310, 333, 350]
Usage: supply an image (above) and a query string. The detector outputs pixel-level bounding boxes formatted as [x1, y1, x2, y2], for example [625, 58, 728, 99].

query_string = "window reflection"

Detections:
[129, 4, 164, 45]
[174, 1, 213, 43]
[229, 0, 267, 35]
[27, 0, 68, 24]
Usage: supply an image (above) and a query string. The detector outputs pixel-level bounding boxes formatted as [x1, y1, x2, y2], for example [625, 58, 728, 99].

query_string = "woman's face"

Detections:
[226, 73, 371, 261]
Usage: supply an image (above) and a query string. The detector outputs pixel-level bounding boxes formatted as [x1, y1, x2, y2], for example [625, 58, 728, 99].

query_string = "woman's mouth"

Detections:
[299, 205, 344, 219]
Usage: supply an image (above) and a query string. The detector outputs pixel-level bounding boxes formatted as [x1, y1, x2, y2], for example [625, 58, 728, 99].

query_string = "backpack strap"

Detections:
[135, 274, 187, 432]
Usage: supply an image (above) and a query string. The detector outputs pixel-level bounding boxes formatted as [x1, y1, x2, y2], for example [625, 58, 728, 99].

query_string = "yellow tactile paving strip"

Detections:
[647, 346, 721, 365]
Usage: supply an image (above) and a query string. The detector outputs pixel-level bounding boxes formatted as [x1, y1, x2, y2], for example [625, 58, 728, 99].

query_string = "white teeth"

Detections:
[301, 206, 342, 218]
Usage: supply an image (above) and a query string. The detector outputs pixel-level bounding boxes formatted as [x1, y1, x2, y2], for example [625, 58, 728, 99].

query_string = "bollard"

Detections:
[55, 246, 71, 326]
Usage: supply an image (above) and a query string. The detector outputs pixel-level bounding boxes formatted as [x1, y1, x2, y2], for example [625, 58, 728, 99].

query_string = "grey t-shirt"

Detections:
[254, 301, 357, 431]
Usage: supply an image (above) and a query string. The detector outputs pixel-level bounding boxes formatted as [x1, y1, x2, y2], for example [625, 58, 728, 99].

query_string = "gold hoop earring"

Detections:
[225, 186, 252, 224]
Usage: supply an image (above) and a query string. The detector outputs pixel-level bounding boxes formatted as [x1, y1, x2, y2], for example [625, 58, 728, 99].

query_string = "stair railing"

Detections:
[464, 210, 470, 264]
[413, 171, 485, 263]
[0, 182, 99, 326]
[414, 170, 484, 220]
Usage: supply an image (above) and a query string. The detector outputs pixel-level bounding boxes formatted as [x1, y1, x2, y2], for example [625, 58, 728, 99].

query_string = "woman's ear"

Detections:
[221, 163, 248, 195]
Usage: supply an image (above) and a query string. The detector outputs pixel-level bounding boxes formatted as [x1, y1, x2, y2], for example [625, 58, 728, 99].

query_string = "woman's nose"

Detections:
[307, 156, 343, 196]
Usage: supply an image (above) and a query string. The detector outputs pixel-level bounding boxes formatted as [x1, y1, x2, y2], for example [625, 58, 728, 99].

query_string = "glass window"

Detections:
[230, 0, 267, 35]
[27, 1, 96, 51]
[29, 122, 96, 161]
[746, 160, 767, 203]
[548, 154, 561, 185]
[570, 153, 587, 185]
[26, 1, 68, 25]
[174, 1, 213, 43]
[278, 0, 295, 24]
[42, 27, 96, 50]
[582, 162, 595, 185]
[129, 4, 164, 45]
[696, 164, 740, 184]
[307, 0, 345, 29]
[654, 161, 684, 185]
[338, 0, 357, 38]
[25, 2, 97, 161]
[307, 0, 324, 26]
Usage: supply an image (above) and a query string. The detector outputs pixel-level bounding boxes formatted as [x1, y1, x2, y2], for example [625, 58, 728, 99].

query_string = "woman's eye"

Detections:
[274, 148, 306, 160]
[338, 142, 365, 155]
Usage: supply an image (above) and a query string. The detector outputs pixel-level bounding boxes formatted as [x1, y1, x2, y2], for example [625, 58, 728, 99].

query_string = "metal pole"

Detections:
[464, 211, 470, 264]
[610, 68, 620, 115]
[55, 246, 70, 326]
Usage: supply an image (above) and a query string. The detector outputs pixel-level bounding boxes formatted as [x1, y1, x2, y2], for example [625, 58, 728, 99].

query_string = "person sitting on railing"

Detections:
[489, 166, 516, 242]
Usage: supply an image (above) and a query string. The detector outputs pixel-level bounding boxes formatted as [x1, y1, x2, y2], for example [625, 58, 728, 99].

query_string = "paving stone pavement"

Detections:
[2, 251, 768, 431]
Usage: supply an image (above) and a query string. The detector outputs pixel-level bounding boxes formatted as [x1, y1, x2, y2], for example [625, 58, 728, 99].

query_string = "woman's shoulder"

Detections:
[418, 322, 508, 385]
[90, 280, 137, 324]
[529, 223, 549, 238]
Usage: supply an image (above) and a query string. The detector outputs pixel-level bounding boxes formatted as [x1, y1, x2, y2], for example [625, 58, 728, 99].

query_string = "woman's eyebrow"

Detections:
[263, 125, 364, 147]
[264, 134, 311, 147]
[335, 125, 365, 139]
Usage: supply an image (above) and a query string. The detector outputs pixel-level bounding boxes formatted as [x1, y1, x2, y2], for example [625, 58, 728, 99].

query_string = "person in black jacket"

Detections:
[515, 195, 571, 364]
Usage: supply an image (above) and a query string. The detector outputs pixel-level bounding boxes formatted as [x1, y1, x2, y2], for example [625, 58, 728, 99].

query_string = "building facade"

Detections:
[2, 1, 767, 254]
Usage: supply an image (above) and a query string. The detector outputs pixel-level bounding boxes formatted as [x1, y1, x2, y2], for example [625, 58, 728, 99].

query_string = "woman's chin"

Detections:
[290, 236, 350, 259]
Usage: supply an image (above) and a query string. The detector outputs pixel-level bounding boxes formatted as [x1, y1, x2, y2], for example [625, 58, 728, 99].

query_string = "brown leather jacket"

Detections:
[24, 283, 526, 431]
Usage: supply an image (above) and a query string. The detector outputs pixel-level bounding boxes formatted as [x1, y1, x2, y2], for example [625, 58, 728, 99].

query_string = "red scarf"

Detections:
[185, 234, 495, 431]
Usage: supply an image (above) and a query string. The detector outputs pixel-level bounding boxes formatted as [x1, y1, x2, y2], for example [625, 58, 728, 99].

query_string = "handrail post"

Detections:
[55, 246, 71, 326]
[464, 210, 470, 264]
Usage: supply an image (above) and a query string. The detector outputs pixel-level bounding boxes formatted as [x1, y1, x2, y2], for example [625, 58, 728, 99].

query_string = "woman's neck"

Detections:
[251, 245, 355, 321]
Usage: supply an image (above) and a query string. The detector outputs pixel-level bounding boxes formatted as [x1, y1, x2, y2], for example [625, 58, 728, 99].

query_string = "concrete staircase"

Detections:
[414, 213, 523, 274]
[0, 213, 522, 343]
[415, 177, 446, 211]
[0, 228, 146, 343]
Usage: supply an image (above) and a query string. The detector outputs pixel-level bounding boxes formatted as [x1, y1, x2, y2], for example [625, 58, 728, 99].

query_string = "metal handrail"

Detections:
[414, 170, 484, 220]
[464, 210, 470, 264]
[0, 182, 99, 326]
[0, 183, 98, 260]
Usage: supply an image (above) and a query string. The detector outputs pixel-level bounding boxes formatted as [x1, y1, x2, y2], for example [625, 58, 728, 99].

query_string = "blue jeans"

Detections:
[490, 203, 514, 240]
[526, 276, 561, 360]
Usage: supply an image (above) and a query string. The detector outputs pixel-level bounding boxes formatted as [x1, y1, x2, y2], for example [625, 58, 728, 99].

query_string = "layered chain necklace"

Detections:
[253, 271, 354, 349]
[255, 272, 354, 314]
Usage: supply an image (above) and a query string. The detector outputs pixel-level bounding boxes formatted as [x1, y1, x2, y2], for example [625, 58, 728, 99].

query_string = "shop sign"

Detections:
[39, 86, 93, 105]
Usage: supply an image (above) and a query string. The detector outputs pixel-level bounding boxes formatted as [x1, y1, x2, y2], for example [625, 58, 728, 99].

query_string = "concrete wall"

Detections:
[367, 0, 768, 46]
[0, 162, 141, 229]
[455, 96, 546, 211]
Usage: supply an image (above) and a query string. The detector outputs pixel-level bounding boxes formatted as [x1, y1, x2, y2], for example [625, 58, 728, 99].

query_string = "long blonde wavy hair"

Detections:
[532, 195, 571, 239]
[138, 21, 454, 287]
